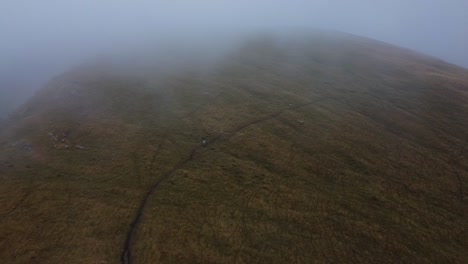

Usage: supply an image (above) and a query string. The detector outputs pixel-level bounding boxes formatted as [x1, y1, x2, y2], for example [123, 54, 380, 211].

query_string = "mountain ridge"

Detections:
[1, 32, 467, 263]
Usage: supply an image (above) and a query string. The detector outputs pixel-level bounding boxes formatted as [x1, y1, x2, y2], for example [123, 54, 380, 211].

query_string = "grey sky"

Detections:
[1, 0, 467, 115]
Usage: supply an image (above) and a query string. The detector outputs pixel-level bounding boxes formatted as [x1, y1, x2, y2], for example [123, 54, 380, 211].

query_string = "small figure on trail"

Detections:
[202, 137, 207, 146]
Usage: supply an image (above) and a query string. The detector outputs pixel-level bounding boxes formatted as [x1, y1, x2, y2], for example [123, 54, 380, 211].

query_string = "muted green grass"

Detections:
[1, 33, 467, 263]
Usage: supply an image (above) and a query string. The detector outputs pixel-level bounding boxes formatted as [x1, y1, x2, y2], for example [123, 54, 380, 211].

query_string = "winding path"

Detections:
[121, 97, 329, 264]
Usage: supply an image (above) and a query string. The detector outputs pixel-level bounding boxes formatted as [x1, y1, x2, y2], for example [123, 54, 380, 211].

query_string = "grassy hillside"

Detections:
[0, 32, 467, 263]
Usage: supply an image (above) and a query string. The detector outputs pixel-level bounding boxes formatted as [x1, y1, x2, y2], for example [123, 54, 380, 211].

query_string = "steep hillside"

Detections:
[1, 32, 467, 263]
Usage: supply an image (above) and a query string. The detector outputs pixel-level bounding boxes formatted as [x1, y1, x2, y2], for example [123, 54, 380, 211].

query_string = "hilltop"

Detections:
[1, 32, 467, 263]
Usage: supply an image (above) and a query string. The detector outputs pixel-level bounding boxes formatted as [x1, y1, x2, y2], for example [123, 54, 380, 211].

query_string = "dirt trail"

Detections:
[121, 97, 329, 264]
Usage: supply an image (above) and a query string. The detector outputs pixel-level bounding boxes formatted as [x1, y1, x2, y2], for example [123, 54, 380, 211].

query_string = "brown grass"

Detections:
[0, 33, 467, 263]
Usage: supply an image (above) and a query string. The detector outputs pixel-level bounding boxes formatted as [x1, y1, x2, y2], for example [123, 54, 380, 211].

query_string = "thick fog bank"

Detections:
[1, 1, 466, 117]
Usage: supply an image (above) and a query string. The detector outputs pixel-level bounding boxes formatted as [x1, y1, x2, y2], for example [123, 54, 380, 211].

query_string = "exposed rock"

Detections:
[11, 141, 33, 151]
[54, 143, 70, 149]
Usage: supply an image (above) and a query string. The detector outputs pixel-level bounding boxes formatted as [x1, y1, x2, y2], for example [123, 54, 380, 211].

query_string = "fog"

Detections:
[1, 0, 467, 117]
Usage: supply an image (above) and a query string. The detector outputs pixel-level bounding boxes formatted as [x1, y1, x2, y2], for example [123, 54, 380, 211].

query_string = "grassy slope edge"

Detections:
[0, 33, 467, 263]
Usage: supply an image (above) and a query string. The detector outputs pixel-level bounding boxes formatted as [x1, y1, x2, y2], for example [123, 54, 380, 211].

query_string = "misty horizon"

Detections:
[1, 1, 467, 117]
[1, 2, 468, 263]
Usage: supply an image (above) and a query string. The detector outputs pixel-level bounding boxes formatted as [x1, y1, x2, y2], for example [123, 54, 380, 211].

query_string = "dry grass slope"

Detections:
[1, 32, 467, 263]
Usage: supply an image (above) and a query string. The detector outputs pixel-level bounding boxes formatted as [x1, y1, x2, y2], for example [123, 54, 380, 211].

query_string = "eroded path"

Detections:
[121, 98, 328, 264]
